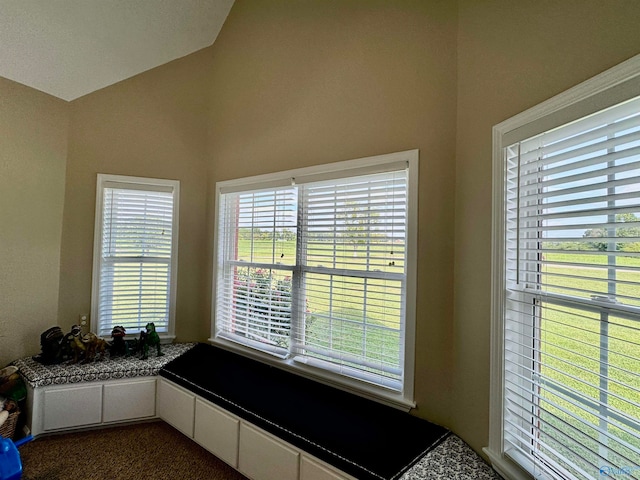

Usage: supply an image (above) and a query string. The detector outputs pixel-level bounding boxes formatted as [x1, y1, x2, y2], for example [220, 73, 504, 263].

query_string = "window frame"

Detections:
[210, 150, 419, 410]
[90, 174, 180, 341]
[487, 54, 640, 479]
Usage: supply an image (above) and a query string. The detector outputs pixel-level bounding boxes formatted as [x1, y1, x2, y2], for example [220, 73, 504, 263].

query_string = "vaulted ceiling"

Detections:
[0, 0, 234, 101]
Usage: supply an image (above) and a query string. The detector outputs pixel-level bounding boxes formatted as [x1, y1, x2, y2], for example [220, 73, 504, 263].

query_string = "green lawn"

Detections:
[538, 252, 640, 477]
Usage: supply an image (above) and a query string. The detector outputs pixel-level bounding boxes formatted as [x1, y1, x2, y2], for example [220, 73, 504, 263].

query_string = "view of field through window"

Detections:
[537, 250, 640, 478]
[217, 169, 408, 390]
[504, 96, 640, 479]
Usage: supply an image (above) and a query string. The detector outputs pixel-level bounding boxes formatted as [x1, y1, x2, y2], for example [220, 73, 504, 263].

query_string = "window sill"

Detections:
[484, 447, 544, 480]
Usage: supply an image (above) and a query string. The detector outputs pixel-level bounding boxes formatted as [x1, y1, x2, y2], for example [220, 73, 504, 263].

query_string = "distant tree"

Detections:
[238, 228, 253, 241]
[338, 202, 383, 256]
[584, 213, 640, 252]
[542, 241, 593, 251]
[277, 228, 295, 242]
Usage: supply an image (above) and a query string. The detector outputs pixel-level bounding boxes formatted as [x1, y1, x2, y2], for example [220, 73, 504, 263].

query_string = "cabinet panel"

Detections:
[157, 379, 195, 437]
[194, 398, 239, 468]
[43, 384, 102, 431]
[103, 378, 156, 423]
[239, 423, 299, 480]
[300, 456, 353, 480]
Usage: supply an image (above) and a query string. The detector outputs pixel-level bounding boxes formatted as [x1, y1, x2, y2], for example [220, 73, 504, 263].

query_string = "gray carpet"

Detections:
[19, 421, 248, 480]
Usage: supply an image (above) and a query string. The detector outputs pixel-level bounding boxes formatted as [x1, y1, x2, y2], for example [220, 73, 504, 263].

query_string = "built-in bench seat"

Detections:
[160, 343, 500, 480]
[13, 343, 195, 388]
[13, 343, 196, 437]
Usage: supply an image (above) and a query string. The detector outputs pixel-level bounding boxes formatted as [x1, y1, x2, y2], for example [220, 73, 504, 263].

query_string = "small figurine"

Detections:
[83, 332, 108, 362]
[67, 325, 108, 363]
[140, 322, 163, 359]
[33, 326, 66, 364]
[67, 325, 86, 363]
[109, 326, 129, 357]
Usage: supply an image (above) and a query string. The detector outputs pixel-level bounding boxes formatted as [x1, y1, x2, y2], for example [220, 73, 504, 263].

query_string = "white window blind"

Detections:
[216, 186, 298, 357]
[214, 156, 414, 394]
[503, 96, 640, 478]
[293, 172, 407, 390]
[93, 176, 179, 338]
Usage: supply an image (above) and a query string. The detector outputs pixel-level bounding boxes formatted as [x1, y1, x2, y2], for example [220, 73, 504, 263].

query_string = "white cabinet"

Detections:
[156, 378, 195, 437]
[239, 422, 299, 480]
[300, 456, 355, 480]
[103, 378, 156, 423]
[28, 377, 158, 437]
[157, 379, 356, 480]
[42, 384, 103, 431]
[194, 398, 239, 468]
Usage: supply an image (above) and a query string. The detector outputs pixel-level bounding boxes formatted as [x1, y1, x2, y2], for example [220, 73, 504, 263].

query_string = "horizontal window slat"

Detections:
[518, 130, 640, 178]
[517, 189, 640, 216]
[504, 379, 640, 460]
[517, 202, 640, 222]
[504, 373, 640, 448]
[520, 159, 640, 194]
[504, 326, 640, 398]
[503, 409, 603, 479]
[508, 174, 640, 207]
[517, 113, 640, 164]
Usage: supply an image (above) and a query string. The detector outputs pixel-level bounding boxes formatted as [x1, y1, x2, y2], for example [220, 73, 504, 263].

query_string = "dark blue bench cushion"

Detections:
[160, 343, 450, 480]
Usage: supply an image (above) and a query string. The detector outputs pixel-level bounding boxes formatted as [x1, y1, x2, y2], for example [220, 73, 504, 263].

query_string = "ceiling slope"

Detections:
[0, 0, 234, 101]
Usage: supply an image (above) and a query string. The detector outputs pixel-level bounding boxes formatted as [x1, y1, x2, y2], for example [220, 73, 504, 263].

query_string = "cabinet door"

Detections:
[157, 379, 195, 437]
[239, 423, 299, 480]
[194, 398, 239, 468]
[103, 378, 156, 423]
[43, 384, 102, 431]
[300, 456, 354, 480]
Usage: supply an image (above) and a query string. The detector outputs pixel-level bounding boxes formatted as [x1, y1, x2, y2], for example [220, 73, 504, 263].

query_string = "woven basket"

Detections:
[0, 409, 19, 439]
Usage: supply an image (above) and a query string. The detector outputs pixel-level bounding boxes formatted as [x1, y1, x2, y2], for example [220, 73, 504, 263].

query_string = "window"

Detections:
[212, 150, 418, 406]
[91, 174, 179, 339]
[489, 56, 640, 480]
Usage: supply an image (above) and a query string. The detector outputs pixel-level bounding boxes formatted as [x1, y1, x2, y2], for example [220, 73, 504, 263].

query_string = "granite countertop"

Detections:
[12, 343, 195, 388]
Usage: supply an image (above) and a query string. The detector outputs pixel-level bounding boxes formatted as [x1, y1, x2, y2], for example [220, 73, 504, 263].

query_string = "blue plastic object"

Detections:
[0, 435, 32, 480]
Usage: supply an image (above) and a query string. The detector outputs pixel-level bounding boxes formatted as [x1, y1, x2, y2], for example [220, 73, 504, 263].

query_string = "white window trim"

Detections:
[210, 150, 419, 411]
[91, 174, 180, 342]
[487, 54, 640, 480]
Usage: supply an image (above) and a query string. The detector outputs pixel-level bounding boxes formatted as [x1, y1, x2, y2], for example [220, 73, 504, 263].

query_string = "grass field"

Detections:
[537, 252, 640, 477]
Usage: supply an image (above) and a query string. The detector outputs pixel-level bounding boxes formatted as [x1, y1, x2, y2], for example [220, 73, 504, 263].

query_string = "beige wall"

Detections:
[206, 0, 458, 427]
[2, 0, 640, 458]
[454, 0, 640, 453]
[0, 77, 69, 367]
[57, 48, 212, 342]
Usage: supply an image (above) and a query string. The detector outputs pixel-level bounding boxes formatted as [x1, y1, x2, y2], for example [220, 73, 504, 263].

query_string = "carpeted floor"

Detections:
[19, 421, 248, 480]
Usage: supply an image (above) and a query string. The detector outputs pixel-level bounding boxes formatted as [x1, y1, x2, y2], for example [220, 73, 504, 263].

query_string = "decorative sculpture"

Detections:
[109, 326, 129, 357]
[67, 325, 107, 363]
[140, 322, 163, 359]
[33, 326, 66, 364]
[83, 332, 108, 362]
